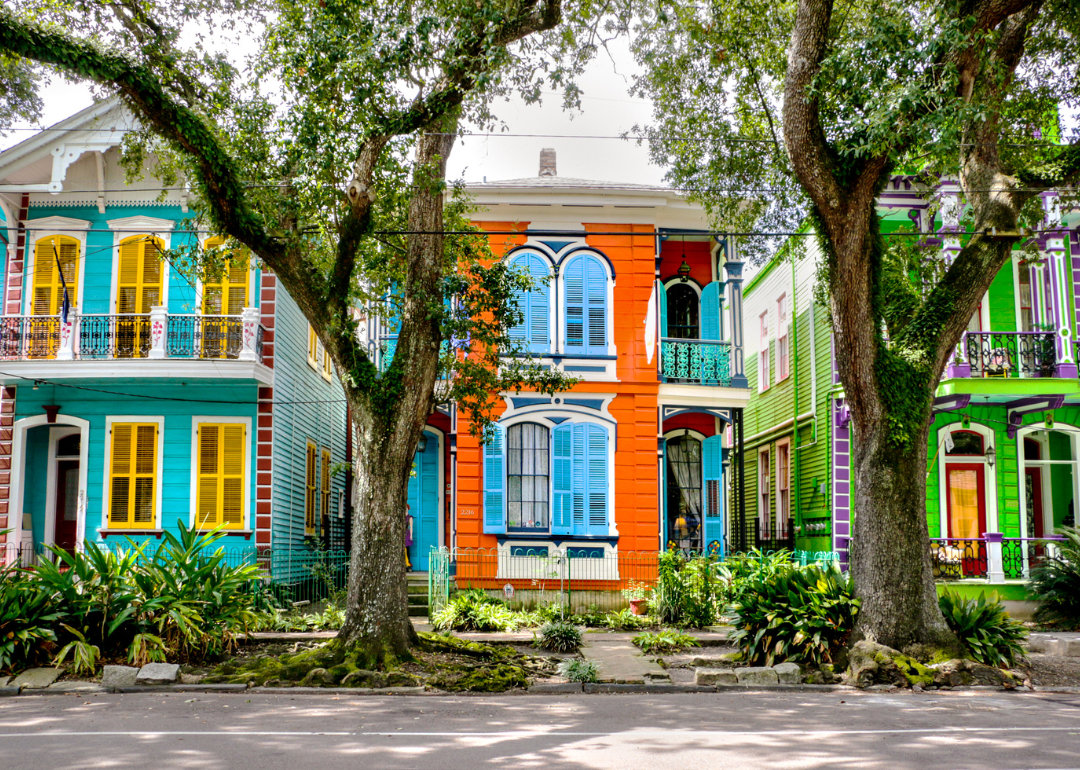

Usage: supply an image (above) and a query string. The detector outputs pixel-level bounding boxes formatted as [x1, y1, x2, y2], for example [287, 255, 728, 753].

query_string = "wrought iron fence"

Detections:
[659, 338, 732, 386]
[930, 537, 988, 579]
[0, 315, 59, 359]
[965, 331, 1056, 378]
[79, 314, 152, 358]
[166, 314, 244, 359]
[1001, 537, 1063, 579]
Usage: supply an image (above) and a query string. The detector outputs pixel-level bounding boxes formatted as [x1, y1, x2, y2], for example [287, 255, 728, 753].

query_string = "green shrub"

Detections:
[534, 621, 582, 652]
[728, 561, 858, 667]
[603, 608, 651, 631]
[558, 658, 600, 683]
[938, 589, 1027, 668]
[431, 589, 519, 632]
[720, 549, 795, 606]
[1030, 527, 1080, 629]
[649, 549, 723, 628]
[632, 629, 697, 654]
[568, 604, 607, 627]
[0, 572, 62, 673]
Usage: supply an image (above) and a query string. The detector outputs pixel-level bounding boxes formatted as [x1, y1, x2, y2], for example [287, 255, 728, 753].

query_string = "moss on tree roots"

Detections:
[204, 633, 536, 692]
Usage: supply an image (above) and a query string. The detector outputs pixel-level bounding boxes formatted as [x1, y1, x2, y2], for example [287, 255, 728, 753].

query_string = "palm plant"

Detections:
[1030, 527, 1080, 629]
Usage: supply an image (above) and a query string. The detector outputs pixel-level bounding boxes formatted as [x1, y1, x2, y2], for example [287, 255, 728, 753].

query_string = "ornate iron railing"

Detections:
[256, 324, 266, 360]
[1001, 537, 1063, 579]
[930, 537, 988, 579]
[659, 338, 732, 385]
[166, 314, 243, 359]
[78, 314, 152, 359]
[965, 331, 1056, 378]
[0, 316, 60, 359]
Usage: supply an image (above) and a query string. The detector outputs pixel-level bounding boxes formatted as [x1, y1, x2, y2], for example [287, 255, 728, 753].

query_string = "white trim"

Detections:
[101, 416, 166, 531]
[775, 436, 792, 536]
[10, 413, 90, 550]
[758, 446, 771, 535]
[0, 359, 274, 386]
[22, 218, 91, 316]
[936, 422, 998, 537]
[188, 415, 253, 531]
[43, 426, 80, 550]
[508, 250, 556, 355]
[499, 393, 618, 424]
[559, 251, 616, 357]
[1016, 422, 1079, 541]
[108, 224, 173, 314]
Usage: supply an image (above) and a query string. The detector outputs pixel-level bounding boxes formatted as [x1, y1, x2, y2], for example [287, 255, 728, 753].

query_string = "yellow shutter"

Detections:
[108, 423, 158, 529]
[321, 448, 331, 524]
[308, 325, 318, 364]
[32, 235, 79, 315]
[203, 237, 249, 315]
[323, 345, 332, 378]
[196, 423, 246, 530]
[305, 441, 317, 535]
[117, 236, 163, 314]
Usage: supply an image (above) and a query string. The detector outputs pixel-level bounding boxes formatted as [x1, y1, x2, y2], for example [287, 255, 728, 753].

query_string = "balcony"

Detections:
[960, 331, 1057, 378]
[0, 309, 266, 364]
[659, 338, 732, 386]
[930, 534, 1063, 581]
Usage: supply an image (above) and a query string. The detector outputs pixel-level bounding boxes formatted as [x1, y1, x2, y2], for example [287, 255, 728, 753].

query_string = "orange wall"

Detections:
[454, 223, 662, 553]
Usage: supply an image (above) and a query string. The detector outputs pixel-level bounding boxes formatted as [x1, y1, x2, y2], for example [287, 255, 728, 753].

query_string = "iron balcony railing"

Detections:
[0, 313, 266, 362]
[965, 331, 1057, 378]
[931, 535, 1063, 580]
[659, 338, 733, 386]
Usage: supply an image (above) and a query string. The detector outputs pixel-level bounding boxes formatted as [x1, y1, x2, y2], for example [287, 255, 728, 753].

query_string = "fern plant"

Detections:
[1030, 527, 1080, 629]
[558, 659, 600, 683]
[534, 621, 582, 652]
[938, 589, 1027, 668]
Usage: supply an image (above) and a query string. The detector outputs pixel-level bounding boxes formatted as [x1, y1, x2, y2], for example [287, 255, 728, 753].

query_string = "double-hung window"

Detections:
[195, 422, 246, 530]
[108, 422, 158, 529]
[116, 235, 164, 358]
[758, 448, 771, 539]
[563, 255, 607, 355]
[508, 253, 551, 354]
[777, 294, 789, 381]
[777, 441, 790, 539]
[321, 447, 332, 527]
[484, 421, 609, 536]
[305, 441, 317, 536]
[758, 311, 770, 391]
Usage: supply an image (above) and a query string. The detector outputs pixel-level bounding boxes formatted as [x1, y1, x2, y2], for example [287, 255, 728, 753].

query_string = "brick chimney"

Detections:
[539, 148, 556, 177]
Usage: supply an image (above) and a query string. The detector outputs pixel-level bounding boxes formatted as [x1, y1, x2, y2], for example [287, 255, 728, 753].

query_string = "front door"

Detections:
[407, 432, 440, 571]
[53, 459, 79, 554]
[946, 462, 986, 576]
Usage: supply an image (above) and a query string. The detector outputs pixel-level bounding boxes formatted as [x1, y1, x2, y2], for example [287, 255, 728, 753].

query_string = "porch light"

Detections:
[417, 433, 428, 453]
[985, 445, 996, 468]
[678, 259, 691, 282]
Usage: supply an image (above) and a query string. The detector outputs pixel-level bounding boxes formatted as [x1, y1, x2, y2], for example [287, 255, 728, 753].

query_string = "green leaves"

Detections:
[632, 629, 697, 654]
[1030, 526, 1080, 630]
[938, 589, 1027, 668]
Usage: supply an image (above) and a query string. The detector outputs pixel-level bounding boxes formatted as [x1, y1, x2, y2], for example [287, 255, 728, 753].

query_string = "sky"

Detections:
[0, 39, 666, 187]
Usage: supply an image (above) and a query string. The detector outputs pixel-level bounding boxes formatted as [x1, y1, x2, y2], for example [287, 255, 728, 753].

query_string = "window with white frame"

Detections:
[758, 311, 770, 391]
[758, 448, 770, 539]
[777, 294, 789, 381]
[777, 441, 790, 539]
[507, 423, 550, 531]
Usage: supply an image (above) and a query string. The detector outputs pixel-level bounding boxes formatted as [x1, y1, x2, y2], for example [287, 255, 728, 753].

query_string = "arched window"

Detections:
[33, 235, 79, 315]
[563, 255, 607, 355]
[666, 284, 699, 339]
[508, 253, 550, 354]
[666, 435, 702, 547]
[115, 235, 164, 358]
[202, 236, 250, 315]
[946, 430, 984, 456]
[507, 422, 549, 531]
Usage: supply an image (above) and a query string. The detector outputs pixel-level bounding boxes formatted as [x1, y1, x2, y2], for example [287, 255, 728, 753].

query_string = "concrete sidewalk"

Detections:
[580, 638, 669, 684]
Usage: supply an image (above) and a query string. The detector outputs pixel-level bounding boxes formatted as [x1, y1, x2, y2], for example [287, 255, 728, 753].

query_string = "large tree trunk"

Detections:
[849, 409, 956, 649]
[336, 124, 459, 660]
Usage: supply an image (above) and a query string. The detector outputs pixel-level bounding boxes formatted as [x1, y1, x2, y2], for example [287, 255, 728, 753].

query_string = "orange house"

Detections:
[375, 151, 750, 590]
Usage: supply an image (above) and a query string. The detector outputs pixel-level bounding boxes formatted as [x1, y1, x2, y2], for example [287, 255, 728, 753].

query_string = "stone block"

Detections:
[0, 676, 9, 687]
[180, 673, 205, 685]
[136, 663, 180, 685]
[12, 667, 62, 689]
[694, 667, 737, 686]
[102, 666, 140, 689]
[0, 686, 19, 697]
[690, 654, 740, 667]
[48, 682, 105, 693]
[773, 662, 802, 684]
[735, 667, 779, 685]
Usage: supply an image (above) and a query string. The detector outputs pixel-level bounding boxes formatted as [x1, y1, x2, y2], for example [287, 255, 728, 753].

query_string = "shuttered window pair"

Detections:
[108, 423, 158, 529]
[196, 423, 246, 530]
[116, 236, 165, 358]
[32, 235, 80, 316]
[563, 255, 607, 355]
[484, 422, 609, 536]
[202, 237, 250, 315]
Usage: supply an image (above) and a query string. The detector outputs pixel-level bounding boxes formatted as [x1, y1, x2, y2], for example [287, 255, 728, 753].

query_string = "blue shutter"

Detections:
[585, 258, 607, 353]
[419, 432, 440, 569]
[571, 423, 586, 534]
[701, 281, 721, 341]
[564, 258, 585, 352]
[658, 280, 668, 338]
[526, 255, 550, 354]
[585, 424, 609, 536]
[552, 424, 572, 534]
[703, 435, 724, 557]
[483, 425, 506, 534]
[381, 286, 402, 371]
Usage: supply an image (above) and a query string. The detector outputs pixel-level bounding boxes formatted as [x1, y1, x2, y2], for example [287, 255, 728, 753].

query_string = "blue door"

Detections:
[407, 430, 440, 571]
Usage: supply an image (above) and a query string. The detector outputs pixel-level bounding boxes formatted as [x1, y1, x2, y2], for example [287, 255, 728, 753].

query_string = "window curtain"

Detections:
[668, 439, 702, 517]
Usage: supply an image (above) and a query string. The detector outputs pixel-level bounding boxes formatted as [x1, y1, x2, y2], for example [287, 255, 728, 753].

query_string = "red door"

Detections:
[946, 463, 986, 576]
[53, 460, 79, 554]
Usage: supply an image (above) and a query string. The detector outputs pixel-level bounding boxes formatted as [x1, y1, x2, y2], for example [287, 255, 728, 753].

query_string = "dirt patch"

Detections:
[1020, 654, 1080, 687]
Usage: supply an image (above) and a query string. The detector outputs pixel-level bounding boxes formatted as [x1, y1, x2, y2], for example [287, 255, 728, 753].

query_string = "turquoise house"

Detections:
[0, 100, 348, 565]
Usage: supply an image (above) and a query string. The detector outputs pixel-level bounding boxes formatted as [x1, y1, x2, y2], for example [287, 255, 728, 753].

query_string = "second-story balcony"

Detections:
[0, 309, 266, 364]
[659, 338, 733, 386]
[958, 331, 1058, 378]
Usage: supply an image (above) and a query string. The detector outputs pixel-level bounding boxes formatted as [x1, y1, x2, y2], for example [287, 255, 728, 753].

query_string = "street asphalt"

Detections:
[3, 690, 1080, 769]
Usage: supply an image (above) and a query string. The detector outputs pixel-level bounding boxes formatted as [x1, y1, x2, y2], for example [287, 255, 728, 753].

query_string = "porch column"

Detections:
[984, 532, 1005, 584]
[1042, 193, 1077, 377]
[239, 306, 260, 362]
[148, 305, 167, 359]
[56, 306, 77, 361]
[724, 255, 747, 388]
